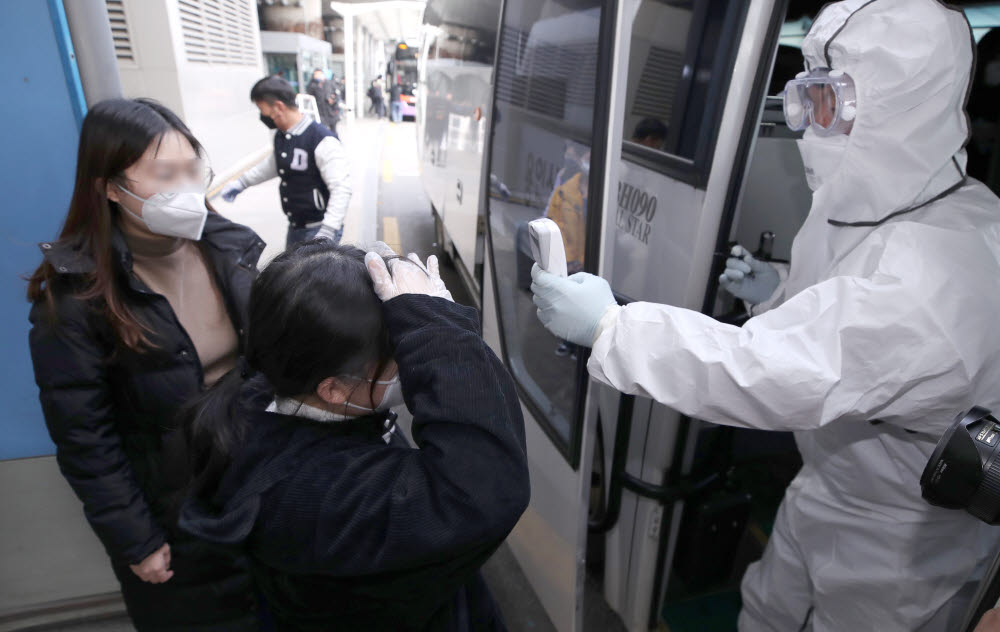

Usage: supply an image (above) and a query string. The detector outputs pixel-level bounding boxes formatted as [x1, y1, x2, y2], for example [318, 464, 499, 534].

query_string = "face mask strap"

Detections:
[337, 373, 400, 414]
[116, 183, 148, 204]
[342, 401, 376, 413]
[343, 374, 399, 386]
[114, 184, 150, 224]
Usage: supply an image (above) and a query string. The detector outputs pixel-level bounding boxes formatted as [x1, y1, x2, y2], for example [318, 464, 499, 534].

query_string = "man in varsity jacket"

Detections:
[222, 76, 351, 249]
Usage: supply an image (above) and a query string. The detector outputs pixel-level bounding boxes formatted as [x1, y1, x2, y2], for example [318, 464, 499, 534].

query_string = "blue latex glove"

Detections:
[221, 180, 245, 203]
[718, 245, 779, 305]
[530, 264, 617, 347]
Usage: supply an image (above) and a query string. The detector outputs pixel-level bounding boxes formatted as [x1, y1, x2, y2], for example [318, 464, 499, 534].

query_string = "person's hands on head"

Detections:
[530, 264, 618, 347]
[719, 245, 780, 305]
[365, 242, 453, 302]
[129, 542, 173, 584]
[220, 180, 245, 203]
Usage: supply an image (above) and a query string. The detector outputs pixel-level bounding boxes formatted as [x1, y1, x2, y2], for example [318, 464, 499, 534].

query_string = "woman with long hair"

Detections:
[180, 241, 530, 630]
[28, 98, 263, 630]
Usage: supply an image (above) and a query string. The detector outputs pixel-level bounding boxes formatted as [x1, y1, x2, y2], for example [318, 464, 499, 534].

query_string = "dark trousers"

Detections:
[110, 536, 260, 632]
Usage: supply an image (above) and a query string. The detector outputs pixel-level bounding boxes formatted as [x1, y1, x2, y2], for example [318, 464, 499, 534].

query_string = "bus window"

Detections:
[968, 28, 1000, 196]
[621, 0, 741, 182]
[606, 0, 745, 304]
[486, 0, 605, 463]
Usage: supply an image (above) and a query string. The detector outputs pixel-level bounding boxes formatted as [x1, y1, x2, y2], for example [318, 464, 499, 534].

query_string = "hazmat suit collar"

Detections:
[798, 0, 975, 226]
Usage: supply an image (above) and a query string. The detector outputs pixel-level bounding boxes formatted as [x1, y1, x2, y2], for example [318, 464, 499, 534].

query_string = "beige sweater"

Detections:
[121, 217, 238, 385]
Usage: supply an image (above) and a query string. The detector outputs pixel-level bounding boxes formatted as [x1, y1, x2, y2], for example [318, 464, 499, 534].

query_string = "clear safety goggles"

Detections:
[782, 68, 857, 137]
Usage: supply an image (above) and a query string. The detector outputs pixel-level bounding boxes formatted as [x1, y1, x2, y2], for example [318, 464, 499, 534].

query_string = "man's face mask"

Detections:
[259, 114, 277, 129]
[796, 130, 849, 192]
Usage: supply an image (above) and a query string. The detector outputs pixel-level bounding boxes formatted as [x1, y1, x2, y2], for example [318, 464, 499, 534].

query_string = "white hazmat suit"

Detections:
[537, 0, 1000, 629]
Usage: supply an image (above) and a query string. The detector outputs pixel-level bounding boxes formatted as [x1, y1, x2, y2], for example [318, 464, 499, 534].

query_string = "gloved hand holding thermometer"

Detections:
[527, 219, 568, 279]
[528, 219, 618, 347]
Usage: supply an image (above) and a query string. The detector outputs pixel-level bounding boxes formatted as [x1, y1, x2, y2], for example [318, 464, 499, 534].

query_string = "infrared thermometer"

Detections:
[528, 218, 568, 278]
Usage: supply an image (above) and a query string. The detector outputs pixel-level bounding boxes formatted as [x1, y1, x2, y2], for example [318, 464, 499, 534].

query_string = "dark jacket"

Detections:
[179, 295, 531, 631]
[28, 213, 265, 631]
[306, 78, 339, 129]
[274, 120, 336, 227]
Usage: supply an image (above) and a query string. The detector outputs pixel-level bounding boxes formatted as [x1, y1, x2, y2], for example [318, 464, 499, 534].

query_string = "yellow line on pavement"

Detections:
[382, 216, 401, 252]
[382, 158, 394, 183]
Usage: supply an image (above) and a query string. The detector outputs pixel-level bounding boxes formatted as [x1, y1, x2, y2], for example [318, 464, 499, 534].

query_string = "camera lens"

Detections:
[921, 407, 1000, 525]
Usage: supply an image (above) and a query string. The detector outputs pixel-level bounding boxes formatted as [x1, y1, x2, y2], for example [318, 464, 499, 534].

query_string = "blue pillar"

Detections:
[0, 0, 88, 459]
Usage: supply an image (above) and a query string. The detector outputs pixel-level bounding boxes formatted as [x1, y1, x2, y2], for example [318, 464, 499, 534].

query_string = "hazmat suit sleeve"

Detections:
[588, 226, 995, 434]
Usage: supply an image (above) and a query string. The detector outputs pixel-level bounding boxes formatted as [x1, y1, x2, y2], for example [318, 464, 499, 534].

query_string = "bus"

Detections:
[416, 0, 1000, 630]
[389, 42, 419, 120]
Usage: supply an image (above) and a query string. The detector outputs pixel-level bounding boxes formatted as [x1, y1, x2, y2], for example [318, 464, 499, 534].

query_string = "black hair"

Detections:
[250, 75, 298, 108]
[632, 117, 668, 142]
[185, 241, 394, 496]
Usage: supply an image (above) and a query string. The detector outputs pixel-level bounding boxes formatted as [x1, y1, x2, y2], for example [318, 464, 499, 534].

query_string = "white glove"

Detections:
[530, 264, 618, 347]
[719, 245, 780, 305]
[220, 180, 245, 203]
[365, 242, 453, 302]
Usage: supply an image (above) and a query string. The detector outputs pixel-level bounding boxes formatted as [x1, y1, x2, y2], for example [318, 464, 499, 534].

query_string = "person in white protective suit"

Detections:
[529, 0, 1000, 630]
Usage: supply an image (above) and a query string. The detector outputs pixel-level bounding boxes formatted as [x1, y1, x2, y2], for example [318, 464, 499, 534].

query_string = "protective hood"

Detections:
[799, 0, 975, 226]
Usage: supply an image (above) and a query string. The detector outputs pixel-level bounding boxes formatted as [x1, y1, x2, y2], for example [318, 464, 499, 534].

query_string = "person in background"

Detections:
[179, 241, 529, 631]
[221, 75, 351, 249]
[306, 68, 340, 137]
[27, 98, 264, 631]
[390, 80, 404, 123]
[370, 75, 386, 119]
[630, 117, 667, 150]
[545, 150, 589, 276]
[544, 149, 589, 359]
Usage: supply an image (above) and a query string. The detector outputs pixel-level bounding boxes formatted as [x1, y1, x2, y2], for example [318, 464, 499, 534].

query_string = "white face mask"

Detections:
[342, 374, 404, 414]
[796, 128, 850, 191]
[116, 185, 209, 241]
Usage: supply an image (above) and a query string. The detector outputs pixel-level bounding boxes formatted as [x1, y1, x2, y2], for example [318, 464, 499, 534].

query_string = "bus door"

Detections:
[588, 0, 796, 630]
[478, 0, 617, 628]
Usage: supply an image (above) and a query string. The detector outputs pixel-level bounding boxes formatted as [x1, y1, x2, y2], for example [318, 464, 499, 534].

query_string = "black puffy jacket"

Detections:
[180, 295, 531, 631]
[28, 213, 265, 631]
